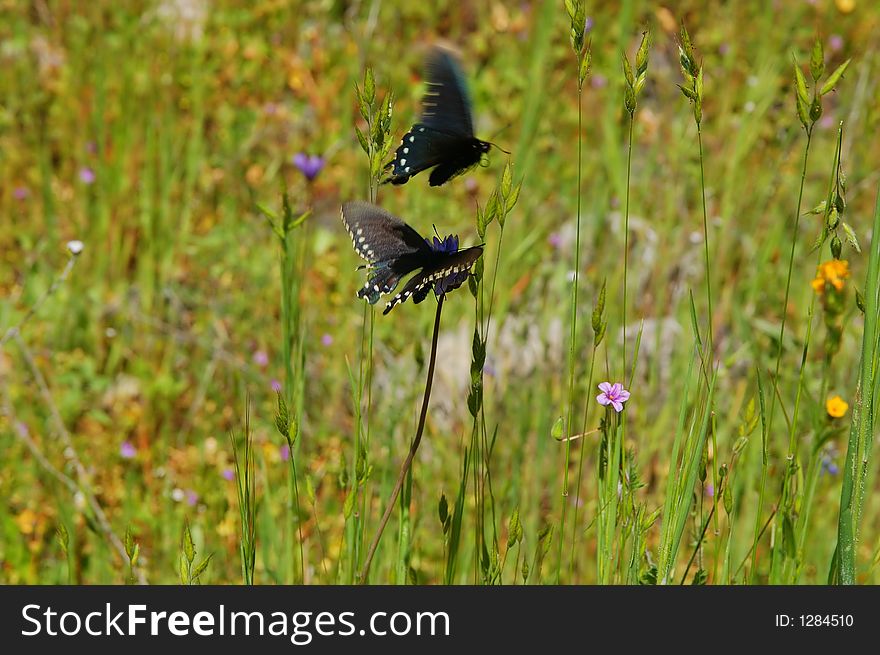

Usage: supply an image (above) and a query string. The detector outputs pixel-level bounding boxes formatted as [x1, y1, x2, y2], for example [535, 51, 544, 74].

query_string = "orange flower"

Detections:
[826, 395, 849, 418]
[812, 260, 850, 294]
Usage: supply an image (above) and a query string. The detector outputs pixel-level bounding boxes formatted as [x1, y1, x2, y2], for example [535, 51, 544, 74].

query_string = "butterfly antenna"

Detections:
[486, 123, 512, 155]
[488, 141, 511, 155]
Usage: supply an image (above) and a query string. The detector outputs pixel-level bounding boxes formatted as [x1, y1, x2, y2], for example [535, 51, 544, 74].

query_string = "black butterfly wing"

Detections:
[341, 201, 429, 262]
[386, 125, 477, 185]
[427, 147, 484, 186]
[421, 47, 475, 136]
[383, 246, 484, 314]
[384, 47, 484, 186]
[341, 201, 432, 303]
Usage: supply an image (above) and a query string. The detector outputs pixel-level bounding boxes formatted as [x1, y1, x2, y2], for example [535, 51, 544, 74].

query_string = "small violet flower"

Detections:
[252, 349, 269, 367]
[321, 333, 333, 347]
[79, 167, 96, 185]
[186, 490, 199, 507]
[120, 441, 137, 459]
[596, 382, 630, 413]
[13, 186, 30, 201]
[292, 153, 325, 182]
[221, 468, 235, 481]
[270, 379, 283, 393]
[279, 444, 290, 461]
[427, 234, 471, 297]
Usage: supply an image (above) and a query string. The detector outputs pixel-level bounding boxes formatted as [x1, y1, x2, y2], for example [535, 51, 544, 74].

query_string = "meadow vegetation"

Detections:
[2, 0, 879, 585]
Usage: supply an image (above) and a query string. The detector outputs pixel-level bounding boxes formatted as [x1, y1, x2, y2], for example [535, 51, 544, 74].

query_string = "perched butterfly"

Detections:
[341, 201, 483, 314]
[384, 46, 495, 187]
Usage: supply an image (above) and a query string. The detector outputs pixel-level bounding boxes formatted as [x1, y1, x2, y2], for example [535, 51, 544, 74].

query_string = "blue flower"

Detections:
[292, 153, 325, 181]
[427, 234, 470, 297]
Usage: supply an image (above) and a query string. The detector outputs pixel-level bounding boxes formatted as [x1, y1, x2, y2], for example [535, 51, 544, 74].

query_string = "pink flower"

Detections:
[221, 468, 235, 481]
[252, 349, 269, 367]
[271, 379, 282, 393]
[596, 382, 630, 413]
[120, 441, 137, 459]
[79, 167, 96, 185]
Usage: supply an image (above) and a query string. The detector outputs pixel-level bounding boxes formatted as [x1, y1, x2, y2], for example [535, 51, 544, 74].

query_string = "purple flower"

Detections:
[426, 234, 475, 297]
[548, 231, 563, 250]
[13, 186, 30, 201]
[705, 484, 714, 498]
[584, 16, 594, 35]
[829, 34, 844, 53]
[279, 444, 290, 461]
[221, 468, 235, 481]
[321, 333, 333, 347]
[292, 153, 325, 181]
[186, 490, 199, 506]
[596, 382, 630, 413]
[591, 74, 608, 89]
[120, 441, 137, 459]
[271, 379, 283, 393]
[252, 349, 269, 367]
[79, 167, 96, 185]
[821, 452, 839, 477]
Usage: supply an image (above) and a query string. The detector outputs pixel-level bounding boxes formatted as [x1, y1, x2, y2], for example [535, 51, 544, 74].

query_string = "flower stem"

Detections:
[623, 115, 634, 381]
[558, 85, 583, 583]
[359, 296, 444, 583]
[696, 125, 714, 356]
[749, 130, 812, 582]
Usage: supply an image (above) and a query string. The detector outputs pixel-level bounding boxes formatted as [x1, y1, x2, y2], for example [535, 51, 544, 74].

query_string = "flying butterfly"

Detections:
[384, 46, 500, 187]
[341, 201, 483, 314]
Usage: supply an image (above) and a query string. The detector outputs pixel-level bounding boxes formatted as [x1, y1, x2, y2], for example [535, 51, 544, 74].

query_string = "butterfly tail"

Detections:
[357, 264, 402, 305]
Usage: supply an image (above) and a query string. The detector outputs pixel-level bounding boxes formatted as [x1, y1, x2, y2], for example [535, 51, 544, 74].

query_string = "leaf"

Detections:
[501, 161, 513, 199]
[363, 67, 375, 106]
[56, 524, 69, 554]
[678, 84, 697, 101]
[551, 416, 565, 441]
[305, 475, 316, 506]
[343, 490, 355, 519]
[179, 554, 189, 585]
[821, 59, 852, 96]
[507, 507, 521, 549]
[810, 38, 825, 82]
[192, 553, 214, 581]
[806, 200, 827, 215]
[636, 30, 650, 75]
[578, 49, 591, 88]
[622, 54, 634, 86]
[182, 520, 195, 564]
[506, 181, 522, 214]
[355, 125, 369, 154]
[793, 63, 809, 107]
[842, 221, 861, 253]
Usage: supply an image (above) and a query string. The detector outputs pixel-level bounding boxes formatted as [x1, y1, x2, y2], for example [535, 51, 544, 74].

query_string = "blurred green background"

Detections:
[1, 0, 879, 584]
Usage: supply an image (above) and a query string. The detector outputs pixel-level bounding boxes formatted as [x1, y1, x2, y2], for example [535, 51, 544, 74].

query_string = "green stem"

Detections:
[750, 129, 812, 582]
[558, 85, 583, 583]
[359, 296, 444, 583]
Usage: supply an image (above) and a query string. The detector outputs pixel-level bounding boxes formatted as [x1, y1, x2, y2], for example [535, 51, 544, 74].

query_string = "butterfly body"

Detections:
[384, 47, 493, 187]
[341, 201, 483, 314]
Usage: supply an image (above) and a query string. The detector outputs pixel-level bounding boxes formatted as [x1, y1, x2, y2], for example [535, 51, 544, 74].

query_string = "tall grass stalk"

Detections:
[230, 404, 257, 585]
[558, 1, 591, 583]
[359, 297, 445, 583]
[837, 182, 880, 583]
[770, 125, 843, 583]
[749, 130, 812, 580]
[349, 67, 392, 581]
